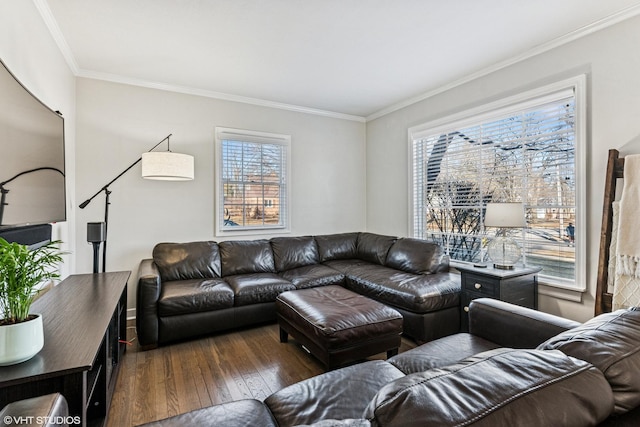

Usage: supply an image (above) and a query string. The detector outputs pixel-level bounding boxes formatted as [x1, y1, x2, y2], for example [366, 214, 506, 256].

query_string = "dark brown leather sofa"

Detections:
[9, 299, 640, 426]
[133, 298, 640, 427]
[136, 232, 460, 349]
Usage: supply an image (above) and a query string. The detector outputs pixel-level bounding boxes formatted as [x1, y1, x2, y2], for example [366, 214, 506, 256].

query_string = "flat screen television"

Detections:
[0, 58, 66, 244]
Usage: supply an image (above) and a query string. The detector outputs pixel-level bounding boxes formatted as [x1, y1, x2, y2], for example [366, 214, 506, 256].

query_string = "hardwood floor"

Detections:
[106, 321, 416, 426]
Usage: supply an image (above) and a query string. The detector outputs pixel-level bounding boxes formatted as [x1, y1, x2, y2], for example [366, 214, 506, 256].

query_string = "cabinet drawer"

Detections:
[461, 290, 487, 313]
[462, 273, 497, 296]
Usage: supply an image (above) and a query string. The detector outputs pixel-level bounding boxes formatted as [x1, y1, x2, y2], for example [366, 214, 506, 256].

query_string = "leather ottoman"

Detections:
[276, 285, 403, 369]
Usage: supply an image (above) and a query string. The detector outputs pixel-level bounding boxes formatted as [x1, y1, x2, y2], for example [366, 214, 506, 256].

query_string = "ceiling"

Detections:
[41, 0, 640, 120]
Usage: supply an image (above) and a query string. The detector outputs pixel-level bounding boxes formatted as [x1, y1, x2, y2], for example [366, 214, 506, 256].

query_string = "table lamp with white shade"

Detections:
[484, 202, 525, 269]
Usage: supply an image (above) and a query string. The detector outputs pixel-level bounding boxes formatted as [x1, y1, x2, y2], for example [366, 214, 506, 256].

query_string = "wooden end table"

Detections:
[456, 264, 541, 331]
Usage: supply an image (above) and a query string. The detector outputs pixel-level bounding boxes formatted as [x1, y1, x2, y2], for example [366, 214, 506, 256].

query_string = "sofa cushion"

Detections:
[356, 233, 397, 265]
[219, 240, 276, 276]
[343, 264, 460, 313]
[153, 241, 221, 281]
[158, 278, 234, 316]
[265, 360, 404, 427]
[385, 238, 448, 274]
[388, 333, 501, 374]
[271, 236, 320, 272]
[279, 264, 345, 289]
[137, 399, 278, 427]
[298, 420, 371, 427]
[315, 233, 359, 262]
[365, 348, 614, 427]
[225, 273, 295, 306]
[538, 307, 640, 414]
[0, 394, 69, 427]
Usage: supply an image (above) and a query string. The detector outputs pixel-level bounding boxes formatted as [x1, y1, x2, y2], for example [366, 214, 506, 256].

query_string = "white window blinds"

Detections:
[215, 128, 290, 233]
[410, 78, 585, 289]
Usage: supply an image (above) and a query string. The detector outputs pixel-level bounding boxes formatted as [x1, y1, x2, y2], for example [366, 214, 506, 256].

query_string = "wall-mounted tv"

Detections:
[0, 58, 66, 238]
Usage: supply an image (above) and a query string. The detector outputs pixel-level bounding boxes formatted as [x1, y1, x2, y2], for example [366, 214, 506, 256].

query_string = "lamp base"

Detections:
[487, 236, 522, 271]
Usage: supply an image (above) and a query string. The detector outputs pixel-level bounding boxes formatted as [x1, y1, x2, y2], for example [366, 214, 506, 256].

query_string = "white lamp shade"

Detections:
[484, 203, 525, 228]
[141, 152, 194, 181]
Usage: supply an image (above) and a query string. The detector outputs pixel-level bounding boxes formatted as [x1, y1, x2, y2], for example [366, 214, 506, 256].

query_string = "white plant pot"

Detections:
[0, 313, 44, 366]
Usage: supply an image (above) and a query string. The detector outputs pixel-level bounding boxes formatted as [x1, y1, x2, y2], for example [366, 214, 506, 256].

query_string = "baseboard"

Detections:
[127, 308, 136, 321]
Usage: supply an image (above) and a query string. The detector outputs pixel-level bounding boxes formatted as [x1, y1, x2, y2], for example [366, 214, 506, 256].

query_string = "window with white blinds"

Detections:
[215, 127, 290, 234]
[409, 76, 586, 290]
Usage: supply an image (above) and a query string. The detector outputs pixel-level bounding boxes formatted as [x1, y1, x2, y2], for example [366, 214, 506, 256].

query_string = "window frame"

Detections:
[408, 75, 587, 292]
[215, 127, 291, 237]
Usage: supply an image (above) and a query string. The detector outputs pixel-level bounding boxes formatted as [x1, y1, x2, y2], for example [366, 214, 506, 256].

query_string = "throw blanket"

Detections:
[613, 154, 640, 309]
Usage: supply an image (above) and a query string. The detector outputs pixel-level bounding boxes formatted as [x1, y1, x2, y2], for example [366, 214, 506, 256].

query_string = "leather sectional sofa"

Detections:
[8, 299, 640, 426]
[133, 298, 640, 426]
[136, 232, 460, 349]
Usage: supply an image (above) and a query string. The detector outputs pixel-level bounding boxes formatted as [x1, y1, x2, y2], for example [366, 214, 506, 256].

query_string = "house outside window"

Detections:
[215, 127, 290, 235]
[409, 76, 586, 291]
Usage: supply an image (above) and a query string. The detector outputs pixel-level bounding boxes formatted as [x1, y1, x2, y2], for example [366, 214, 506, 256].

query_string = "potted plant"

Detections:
[0, 237, 65, 365]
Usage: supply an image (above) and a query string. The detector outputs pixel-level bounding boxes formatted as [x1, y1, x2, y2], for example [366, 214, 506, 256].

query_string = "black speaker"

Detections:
[87, 222, 106, 243]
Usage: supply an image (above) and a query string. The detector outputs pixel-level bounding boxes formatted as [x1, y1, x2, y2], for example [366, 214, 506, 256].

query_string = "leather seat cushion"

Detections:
[225, 273, 295, 306]
[158, 278, 234, 316]
[153, 241, 221, 281]
[322, 259, 371, 274]
[299, 420, 370, 427]
[538, 307, 640, 414]
[365, 348, 614, 427]
[385, 238, 449, 274]
[219, 239, 276, 276]
[315, 233, 359, 262]
[279, 264, 345, 289]
[0, 394, 69, 427]
[276, 286, 402, 348]
[137, 399, 278, 427]
[388, 333, 501, 374]
[271, 236, 320, 272]
[341, 264, 460, 313]
[265, 360, 404, 427]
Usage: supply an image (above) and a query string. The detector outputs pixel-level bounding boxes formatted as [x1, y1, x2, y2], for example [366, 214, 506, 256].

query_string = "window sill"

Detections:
[537, 283, 584, 303]
[215, 227, 290, 238]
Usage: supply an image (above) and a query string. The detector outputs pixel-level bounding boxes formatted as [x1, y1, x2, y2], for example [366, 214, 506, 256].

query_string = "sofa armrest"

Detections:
[0, 393, 69, 427]
[136, 258, 162, 349]
[468, 298, 581, 348]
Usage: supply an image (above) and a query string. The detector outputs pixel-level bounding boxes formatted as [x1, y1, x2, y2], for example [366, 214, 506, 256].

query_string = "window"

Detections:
[409, 76, 586, 290]
[215, 127, 290, 235]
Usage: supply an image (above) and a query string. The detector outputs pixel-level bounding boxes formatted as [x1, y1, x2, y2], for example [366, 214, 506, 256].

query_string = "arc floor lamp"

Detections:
[79, 134, 194, 273]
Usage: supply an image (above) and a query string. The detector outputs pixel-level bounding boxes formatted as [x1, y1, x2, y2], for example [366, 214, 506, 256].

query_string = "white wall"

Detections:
[366, 14, 640, 322]
[74, 78, 366, 314]
[0, 1, 76, 277]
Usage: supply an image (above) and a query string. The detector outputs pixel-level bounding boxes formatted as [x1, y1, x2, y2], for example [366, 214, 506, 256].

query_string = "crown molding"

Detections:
[366, 3, 640, 122]
[76, 69, 366, 122]
[33, 0, 78, 74]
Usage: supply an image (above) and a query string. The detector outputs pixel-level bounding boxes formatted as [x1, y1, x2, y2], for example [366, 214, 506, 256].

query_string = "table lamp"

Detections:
[484, 202, 525, 269]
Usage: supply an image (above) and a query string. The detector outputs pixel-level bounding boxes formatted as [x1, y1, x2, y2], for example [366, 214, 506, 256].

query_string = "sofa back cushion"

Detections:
[153, 241, 221, 281]
[356, 233, 397, 265]
[218, 240, 276, 276]
[365, 348, 614, 427]
[315, 233, 359, 262]
[538, 307, 640, 415]
[384, 238, 449, 274]
[271, 236, 319, 272]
